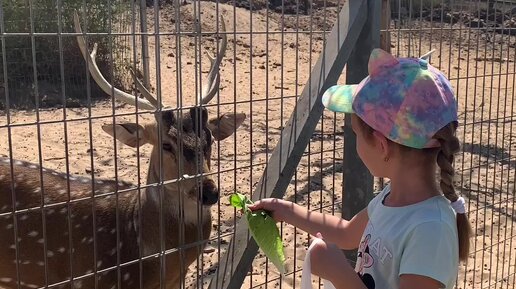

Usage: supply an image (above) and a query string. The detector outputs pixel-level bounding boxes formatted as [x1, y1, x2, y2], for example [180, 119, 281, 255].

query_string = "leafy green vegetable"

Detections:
[230, 192, 286, 274]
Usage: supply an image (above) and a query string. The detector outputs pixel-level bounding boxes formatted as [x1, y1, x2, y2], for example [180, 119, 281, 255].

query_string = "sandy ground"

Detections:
[1, 1, 516, 289]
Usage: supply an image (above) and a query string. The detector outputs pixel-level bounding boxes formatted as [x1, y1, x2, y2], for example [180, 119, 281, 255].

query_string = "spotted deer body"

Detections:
[0, 12, 245, 289]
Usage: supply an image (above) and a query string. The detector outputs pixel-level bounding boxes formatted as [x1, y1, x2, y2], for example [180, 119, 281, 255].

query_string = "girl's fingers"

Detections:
[247, 201, 261, 211]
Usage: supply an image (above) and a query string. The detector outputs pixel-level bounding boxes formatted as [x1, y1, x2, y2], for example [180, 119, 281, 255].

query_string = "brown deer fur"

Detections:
[0, 107, 245, 289]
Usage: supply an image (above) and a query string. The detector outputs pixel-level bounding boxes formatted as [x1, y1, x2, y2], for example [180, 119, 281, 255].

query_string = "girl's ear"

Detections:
[372, 130, 391, 160]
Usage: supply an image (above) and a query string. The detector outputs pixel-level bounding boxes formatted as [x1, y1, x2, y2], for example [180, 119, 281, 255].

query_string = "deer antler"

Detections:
[74, 10, 227, 109]
[73, 10, 157, 110]
[129, 68, 161, 109]
[199, 16, 227, 105]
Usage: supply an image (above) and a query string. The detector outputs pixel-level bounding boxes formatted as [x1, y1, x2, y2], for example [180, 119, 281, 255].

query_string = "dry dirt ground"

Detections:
[1, 1, 516, 289]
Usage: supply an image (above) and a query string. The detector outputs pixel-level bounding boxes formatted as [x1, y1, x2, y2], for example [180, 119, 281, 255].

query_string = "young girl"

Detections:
[249, 49, 472, 289]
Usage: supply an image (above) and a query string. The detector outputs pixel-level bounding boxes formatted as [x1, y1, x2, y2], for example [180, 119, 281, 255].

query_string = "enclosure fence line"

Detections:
[207, 0, 379, 288]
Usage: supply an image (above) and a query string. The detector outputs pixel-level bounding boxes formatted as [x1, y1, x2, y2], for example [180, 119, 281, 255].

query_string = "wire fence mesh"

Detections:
[0, 0, 514, 289]
[385, 0, 516, 289]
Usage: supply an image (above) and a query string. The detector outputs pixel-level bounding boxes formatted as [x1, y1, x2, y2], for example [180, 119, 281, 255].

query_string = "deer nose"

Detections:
[201, 179, 219, 206]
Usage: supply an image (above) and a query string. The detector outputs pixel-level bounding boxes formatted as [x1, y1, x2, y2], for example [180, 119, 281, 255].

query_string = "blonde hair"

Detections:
[433, 122, 472, 262]
[354, 115, 472, 262]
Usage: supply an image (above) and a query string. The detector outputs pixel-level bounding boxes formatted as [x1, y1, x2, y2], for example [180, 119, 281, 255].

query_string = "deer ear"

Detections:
[101, 123, 148, 148]
[207, 113, 246, 141]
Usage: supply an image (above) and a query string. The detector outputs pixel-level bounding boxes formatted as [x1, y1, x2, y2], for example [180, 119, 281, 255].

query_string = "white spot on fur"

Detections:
[2, 158, 10, 163]
[32, 188, 41, 195]
[19, 215, 28, 221]
[36, 261, 44, 266]
[6, 224, 13, 229]
[82, 215, 88, 221]
[47, 250, 54, 257]
[20, 282, 38, 289]
[97, 261, 103, 267]
[96, 180, 104, 184]
[52, 172, 59, 176]
[69, 177, 77, 181]
[74, 280, 83, 289]
[28, 231, 38, 237]
[60, 208, 67, 214]
[0, 175, 5, 181]
[14, 161, 23, 166]
[74, 224, 81, 229]
[123, 273, 130, 281]
[47, 209, 55, 215]
[110, 248, 117, 256]
[110, 286, 115, 289]
[81, 179, 89, 183]
[37, 238, 44, 244]
[110, 229, 116, 234]
[0, 277, 13, 282]
[59, 189, 67, 195]
[81, 237, 87, 243]
[29, 165, 37, 169]
[87, 238, 93, 244]
[21, 260, 30, 265]
[9, 244, 15, 249]
[58, 247, 66, 253]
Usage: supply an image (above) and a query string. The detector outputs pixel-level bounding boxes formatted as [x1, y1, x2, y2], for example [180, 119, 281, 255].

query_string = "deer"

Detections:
[0, 11, 245, 289]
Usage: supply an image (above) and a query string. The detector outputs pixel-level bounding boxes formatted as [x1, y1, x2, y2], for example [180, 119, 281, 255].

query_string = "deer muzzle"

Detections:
[201, 178, 219, 205]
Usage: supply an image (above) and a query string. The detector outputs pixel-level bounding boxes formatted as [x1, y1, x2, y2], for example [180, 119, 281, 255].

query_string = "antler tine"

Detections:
[73, 11, 156, 110]
[199, 15, 227, 105]
[129, 68, 161, 109]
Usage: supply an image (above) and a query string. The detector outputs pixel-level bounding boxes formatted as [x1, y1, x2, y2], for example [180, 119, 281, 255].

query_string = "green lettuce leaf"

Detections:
[230, 192, 286, 274]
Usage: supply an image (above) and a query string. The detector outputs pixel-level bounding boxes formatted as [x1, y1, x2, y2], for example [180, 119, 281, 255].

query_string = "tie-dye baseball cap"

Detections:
[321, 48, 458, 149]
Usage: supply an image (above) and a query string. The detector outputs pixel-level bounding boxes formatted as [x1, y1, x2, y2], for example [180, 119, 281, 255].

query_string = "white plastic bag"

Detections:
[300, 237, 337, 289]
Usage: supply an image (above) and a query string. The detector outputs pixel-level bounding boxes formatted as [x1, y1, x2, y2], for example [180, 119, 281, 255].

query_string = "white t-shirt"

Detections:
[354, 184, 459, 289]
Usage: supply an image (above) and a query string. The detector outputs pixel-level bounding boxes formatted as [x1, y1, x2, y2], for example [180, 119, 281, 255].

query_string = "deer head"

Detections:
[73, 11, 245, 207]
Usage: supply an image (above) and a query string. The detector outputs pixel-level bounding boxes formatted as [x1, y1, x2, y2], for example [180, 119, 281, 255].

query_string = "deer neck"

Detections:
[143, 163, 211, 226]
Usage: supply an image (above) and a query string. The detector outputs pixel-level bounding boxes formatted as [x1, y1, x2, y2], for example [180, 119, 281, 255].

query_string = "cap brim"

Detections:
[321, 85, 357, 113]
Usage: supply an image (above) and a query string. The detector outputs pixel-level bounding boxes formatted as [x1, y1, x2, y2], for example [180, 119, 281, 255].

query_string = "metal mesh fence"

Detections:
[0, 0, 142, 109]
[384, 0, 516, 288]
[0, 0, 514, 289]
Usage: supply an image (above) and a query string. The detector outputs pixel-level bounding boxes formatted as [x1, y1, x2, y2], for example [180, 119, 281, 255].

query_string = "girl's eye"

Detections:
[162, 143, 173, 153]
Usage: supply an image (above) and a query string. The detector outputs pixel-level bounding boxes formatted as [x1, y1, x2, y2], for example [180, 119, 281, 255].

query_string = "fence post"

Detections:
[380, 0, 391, 52]
[341, 0, 381, 263]
[207, 0, 371, 288]
[140, 0, 150, 89]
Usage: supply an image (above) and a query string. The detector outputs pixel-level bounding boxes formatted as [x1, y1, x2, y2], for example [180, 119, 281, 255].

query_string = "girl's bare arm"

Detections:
[249, 199, 369, 250]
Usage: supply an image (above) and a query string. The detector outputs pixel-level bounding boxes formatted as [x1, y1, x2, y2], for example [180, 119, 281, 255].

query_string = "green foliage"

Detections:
[0, 0, 132, 109]
[230, 193, 286, 274]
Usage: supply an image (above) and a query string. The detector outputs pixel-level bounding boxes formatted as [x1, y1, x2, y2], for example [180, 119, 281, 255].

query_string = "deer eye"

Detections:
[162, 143, 173, 153]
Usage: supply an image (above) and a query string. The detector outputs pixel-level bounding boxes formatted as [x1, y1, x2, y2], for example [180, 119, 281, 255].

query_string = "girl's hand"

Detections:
[247, 198, 293, 223]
